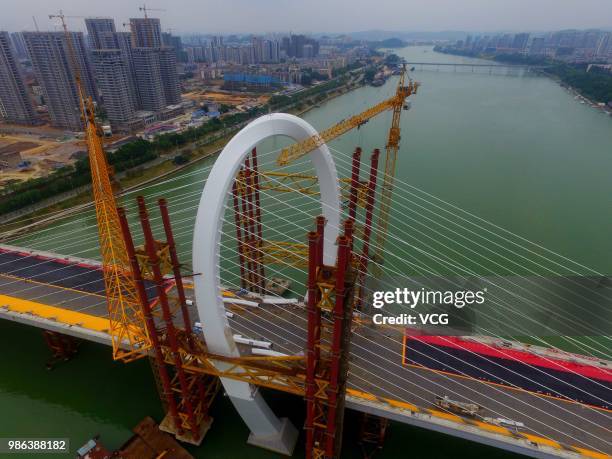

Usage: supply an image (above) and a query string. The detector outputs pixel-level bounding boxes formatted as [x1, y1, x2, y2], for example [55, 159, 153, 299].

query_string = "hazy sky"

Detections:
[2, 0, 612, 34]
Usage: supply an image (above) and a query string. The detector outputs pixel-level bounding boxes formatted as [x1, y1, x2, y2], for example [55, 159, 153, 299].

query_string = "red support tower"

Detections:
[232, 180, 248, 290]
[233, 148, 265, 293]
[137, 196, 200, 440]
[356, 149, 380, 311]
[242, 156, 257, 291]
[118, 207, 184, 435]
[250, 148, 266, 292]
[119, 198, 219, 445]
[348, 147, 362, 223]
[305, 216, 356, 459]
[158, 198, 192, 330]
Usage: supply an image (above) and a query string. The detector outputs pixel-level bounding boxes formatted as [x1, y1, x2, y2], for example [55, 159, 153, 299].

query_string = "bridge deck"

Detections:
[403, 62, 550, 68]
[0, 246, 610, 459]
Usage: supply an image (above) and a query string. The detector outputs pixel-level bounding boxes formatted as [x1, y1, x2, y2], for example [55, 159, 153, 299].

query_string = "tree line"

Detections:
[0, 63, 364, 217]
[435, 46, 612, 105]
[0, 109, 264, 216]
[493, 53, 612, 104]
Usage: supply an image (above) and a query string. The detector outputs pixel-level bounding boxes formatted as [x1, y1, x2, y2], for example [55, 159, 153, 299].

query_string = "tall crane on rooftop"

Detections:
[276, 66, 419, 268]
[134, 5, 166, 48]
[139, 4, 166, 19]
[49, 11, 149, 362]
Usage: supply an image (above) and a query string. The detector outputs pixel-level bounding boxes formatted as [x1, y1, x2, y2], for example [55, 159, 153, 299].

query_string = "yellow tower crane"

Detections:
[49, 12, 149, 362]
[276, 66, 418, 267]
[375, 67, 416, 267]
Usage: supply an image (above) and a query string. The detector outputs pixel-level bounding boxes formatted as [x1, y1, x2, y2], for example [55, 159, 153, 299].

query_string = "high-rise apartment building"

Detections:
[283, 34, 319, 58]
[159, 48, 181, 105]
[86, 18, 138, 131]
[129, 18, 162, 48]
[91, 49, 136, 129]
[10, 32, 27, 58]
[132, 47, 165, 111]
[115, 31, 140, 110]
[85, 18, 117, 49]
[512, 33, 530, 52]
[23, 31, 96, 131]
[0, 31, 38, 125]
[128, 17, 181, 111]
[162, 33, 186, 63]
[529, 37, 546, 55]
[596, 33, 612, 59]
[186, 37, 281, 65]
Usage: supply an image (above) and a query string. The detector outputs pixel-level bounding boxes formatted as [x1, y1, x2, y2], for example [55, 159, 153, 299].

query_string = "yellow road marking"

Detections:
[521, 433, 561, 449]
[472, 420, 512, 436]
[573, 447, 612, 459]
[0, 294, 110, 333]
[427, 408, 464, 423]
[346, 388, 377, 401]
[384, 398, 420, 412]
[345, 384, 610, 456]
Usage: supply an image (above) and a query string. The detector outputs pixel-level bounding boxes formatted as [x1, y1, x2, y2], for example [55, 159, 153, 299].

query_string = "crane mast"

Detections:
[49, 12, 149, 361]
[374, 69, 413, 268]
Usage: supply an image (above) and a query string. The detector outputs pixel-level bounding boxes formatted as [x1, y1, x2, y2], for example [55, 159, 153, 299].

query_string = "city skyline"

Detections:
[1, 14, 182, 132]
[1, 0, 612, 34]
[3, 5, 612, 134]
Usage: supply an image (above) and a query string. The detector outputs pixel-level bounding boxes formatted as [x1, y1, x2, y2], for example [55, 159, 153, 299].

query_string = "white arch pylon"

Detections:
[192, 113, 341, 455]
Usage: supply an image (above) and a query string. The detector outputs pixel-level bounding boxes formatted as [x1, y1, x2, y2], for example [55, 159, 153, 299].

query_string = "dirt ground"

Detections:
[183, 90, 269, 107]
[0, 131, 85, 184]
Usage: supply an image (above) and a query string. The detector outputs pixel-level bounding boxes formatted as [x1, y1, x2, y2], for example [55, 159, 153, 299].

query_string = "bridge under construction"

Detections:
[0, 14, 610, 459]
[1, 241, 610, 459]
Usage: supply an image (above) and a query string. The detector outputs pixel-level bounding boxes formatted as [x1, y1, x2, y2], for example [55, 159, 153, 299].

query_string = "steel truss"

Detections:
[305, 216, 357, 459]
[119, 198, 220, 445]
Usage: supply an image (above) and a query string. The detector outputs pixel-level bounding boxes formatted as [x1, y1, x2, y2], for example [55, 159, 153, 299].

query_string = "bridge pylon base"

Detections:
[42, 330, 79, 370]
[227, 379, 298, 456]
[358, 413, 389, 459]
[247, 417, 299, 456]
[159, 411, 213, 446]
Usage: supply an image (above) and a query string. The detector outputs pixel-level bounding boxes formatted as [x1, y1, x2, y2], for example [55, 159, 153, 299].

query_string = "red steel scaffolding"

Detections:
[118, 197, 219, 445]
[305, 215, 356, 459]
[233, 148, 266, 293]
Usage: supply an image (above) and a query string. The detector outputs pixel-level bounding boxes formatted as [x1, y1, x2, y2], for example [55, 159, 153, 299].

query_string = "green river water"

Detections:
[1, 45, 611, 457]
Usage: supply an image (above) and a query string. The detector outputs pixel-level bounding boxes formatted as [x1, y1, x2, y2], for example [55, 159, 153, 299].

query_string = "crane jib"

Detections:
[276, 72, 418, 166]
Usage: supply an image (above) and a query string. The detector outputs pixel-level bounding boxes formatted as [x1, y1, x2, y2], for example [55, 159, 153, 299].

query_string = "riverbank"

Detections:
[0, 70, 366, 238]
[542, 71, 612, 115]
[435, 47, 612, 116]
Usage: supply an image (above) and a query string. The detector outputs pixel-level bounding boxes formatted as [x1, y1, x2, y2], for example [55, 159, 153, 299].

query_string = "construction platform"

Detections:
[76, 417, 193, 459]
[0, 244, 610, 459]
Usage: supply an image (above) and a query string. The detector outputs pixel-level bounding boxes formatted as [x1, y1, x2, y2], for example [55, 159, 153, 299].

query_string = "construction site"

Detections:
[0, 130, 85, 185]
[0, 11, 611, 459]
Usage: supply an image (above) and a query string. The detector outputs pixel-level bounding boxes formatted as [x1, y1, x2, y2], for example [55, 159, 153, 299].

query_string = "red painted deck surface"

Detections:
[406, 335, 612, 383]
